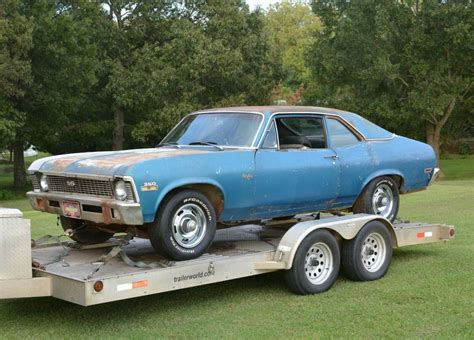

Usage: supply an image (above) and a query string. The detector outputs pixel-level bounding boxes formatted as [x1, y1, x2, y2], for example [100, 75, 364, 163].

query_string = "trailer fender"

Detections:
[255, 214, 395, 271]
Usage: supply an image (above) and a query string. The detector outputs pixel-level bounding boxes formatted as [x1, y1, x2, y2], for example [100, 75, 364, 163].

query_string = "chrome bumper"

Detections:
[428, 167, 440, 186]
[27, 191, 143, 225]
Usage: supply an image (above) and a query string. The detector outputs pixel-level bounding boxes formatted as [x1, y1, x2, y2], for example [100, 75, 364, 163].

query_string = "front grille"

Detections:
[31, 174, 135, 201]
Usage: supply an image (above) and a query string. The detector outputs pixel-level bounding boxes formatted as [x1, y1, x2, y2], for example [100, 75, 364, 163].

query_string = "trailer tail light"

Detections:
[94, 281, 104, 292]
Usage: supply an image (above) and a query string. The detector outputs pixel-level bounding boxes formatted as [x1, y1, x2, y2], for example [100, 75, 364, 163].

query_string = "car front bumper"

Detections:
[27, 191, 143, 225]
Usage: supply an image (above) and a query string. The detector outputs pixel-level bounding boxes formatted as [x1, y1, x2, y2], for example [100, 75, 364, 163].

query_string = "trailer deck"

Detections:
[0, 209, 455, 306]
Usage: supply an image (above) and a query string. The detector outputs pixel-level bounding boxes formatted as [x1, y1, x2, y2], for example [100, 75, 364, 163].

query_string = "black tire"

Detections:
[148, 190, 216, 261]
[353, 176, 400, 222]
[341, 220, 393, 281]
[60, 216, 113, 245]
[284, 229, 340, 295]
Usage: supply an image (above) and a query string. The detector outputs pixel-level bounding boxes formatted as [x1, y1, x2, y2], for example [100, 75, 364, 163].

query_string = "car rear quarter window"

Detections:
[327, 118, 360, 148]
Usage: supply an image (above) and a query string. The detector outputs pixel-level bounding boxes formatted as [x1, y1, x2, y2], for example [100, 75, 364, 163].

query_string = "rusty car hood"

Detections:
[28, 148, 210, 176]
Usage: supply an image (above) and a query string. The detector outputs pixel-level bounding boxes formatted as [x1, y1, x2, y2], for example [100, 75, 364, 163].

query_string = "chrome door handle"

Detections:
[324, 155, 339, 160]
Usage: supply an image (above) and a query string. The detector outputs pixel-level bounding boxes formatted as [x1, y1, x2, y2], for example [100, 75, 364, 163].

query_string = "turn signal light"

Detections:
[94, 281, 104, 292]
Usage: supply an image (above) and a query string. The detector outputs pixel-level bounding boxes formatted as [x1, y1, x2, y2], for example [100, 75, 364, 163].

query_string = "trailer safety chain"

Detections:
[31, 234, 71, 268]
[395, 216, 411, 224]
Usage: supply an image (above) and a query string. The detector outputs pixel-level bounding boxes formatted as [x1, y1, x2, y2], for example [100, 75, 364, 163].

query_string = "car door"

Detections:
[253, 115, 340, 219]
[325, 116, 375, 206]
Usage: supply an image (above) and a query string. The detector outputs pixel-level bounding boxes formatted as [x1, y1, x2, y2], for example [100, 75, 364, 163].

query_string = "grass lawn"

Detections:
[0, 156, 473, 338]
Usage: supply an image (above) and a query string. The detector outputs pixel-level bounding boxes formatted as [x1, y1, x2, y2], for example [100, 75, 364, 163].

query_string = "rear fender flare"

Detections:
[275, 214, 396, 270]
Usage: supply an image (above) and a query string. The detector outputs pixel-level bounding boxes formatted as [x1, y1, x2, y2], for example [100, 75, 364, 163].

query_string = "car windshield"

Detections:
[161, 112, 262, 147]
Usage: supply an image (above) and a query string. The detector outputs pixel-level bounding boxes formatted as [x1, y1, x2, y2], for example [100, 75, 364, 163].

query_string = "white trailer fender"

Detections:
[255, 214, 395, 270]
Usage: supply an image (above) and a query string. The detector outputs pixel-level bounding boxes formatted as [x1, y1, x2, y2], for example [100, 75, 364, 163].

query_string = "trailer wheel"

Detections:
[60, 216, 113, 245]
[148, 190, 216, 261]
[341, 220, 392, 281]
[284, 229, 340, 295]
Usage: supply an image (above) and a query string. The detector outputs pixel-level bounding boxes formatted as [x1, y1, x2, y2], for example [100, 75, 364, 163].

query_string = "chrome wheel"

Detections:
[304, 242, 334, 285]
[361, 232, 386, 272]
[371, 183, 394, 218]
[171, 203, 207, 248]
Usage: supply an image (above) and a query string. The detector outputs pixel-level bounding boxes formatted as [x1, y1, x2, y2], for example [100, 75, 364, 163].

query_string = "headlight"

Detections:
[114, 180, 127, 200]
[40, 174, 48, 191]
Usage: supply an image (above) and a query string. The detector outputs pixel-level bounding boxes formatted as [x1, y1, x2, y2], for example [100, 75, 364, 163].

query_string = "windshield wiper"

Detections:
[156, 142, 181, 148]
[188, 141, 224, 151]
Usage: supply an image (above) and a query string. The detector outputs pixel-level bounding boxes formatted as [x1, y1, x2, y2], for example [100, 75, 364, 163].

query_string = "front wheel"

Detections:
[353, 176, 399, 222]
[284, 229, 340, 295]
[148, 190, 216, 261]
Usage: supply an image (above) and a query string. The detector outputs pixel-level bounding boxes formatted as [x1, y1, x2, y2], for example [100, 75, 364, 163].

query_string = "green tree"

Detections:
[264, 1, 321, 90]
[307, 0, 473, 166]
[0, 0, 32, 186]
[0, 0, 101, 187]
[110, 1, 279, 145]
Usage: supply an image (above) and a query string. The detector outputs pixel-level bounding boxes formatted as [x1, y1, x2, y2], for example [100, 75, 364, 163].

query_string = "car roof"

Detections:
[192, 106, 394, 140]
[193, 106, 348, 116]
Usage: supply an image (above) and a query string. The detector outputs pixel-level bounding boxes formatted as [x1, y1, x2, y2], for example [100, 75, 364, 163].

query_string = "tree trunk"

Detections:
[13, 137, 27, 188]
[426, 122, 441, 168]
[112, 106, 124, 150]
[425, 97, 457, 171]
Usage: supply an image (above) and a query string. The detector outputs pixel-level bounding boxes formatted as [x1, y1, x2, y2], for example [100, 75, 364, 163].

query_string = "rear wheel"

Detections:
[341, 220, 393, 281]
[284, 229, 340, 295]
[148, 190, 216, 261]
[353, 176, 399, 222]
[60, 216, 113, 245]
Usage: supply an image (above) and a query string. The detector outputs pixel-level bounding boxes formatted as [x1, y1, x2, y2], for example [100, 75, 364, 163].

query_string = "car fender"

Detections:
[361, 169, 405, 192]
[274, 214, 396, 270]
[153, 177, 226, 217]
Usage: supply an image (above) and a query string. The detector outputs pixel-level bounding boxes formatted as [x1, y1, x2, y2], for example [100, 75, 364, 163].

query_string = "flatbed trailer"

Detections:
[0, 208, 454, 306]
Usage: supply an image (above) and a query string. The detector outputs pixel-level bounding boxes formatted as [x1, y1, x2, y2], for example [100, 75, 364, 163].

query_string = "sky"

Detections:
[246, 0, 281, 10]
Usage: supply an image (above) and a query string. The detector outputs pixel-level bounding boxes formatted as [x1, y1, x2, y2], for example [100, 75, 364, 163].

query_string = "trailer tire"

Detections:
[341, 220, 392, 281]
[60, 217, 113, 245]
[284, 229, 340, 295]
[149, 190, 216, 261]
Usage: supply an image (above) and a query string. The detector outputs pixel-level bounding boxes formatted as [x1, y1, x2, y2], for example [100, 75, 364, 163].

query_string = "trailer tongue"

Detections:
[0, 209, 454, 306]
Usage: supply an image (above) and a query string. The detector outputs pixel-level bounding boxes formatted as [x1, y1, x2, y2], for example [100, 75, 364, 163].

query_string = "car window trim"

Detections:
[160, 111, 265, 150]
[258, 113, 333, 150]
[276, 115, 328, 150]
[257, 111, 367, 148]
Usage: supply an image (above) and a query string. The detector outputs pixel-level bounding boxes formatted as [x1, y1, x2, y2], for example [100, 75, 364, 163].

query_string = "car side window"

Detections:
[262, 121, 278, 149]
[275, 116, 326, 149]
[326, 118, 360, 148]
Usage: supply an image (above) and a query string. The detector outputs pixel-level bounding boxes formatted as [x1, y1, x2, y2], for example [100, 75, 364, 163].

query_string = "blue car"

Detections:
[27, 106, 438, 260]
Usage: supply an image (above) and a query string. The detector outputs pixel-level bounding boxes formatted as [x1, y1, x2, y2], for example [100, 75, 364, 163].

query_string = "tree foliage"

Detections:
[0, 0, 32, 151]
[264, 1, 321, 93]
[307, 0, 473, 164]
[0, 0, 279, 187]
